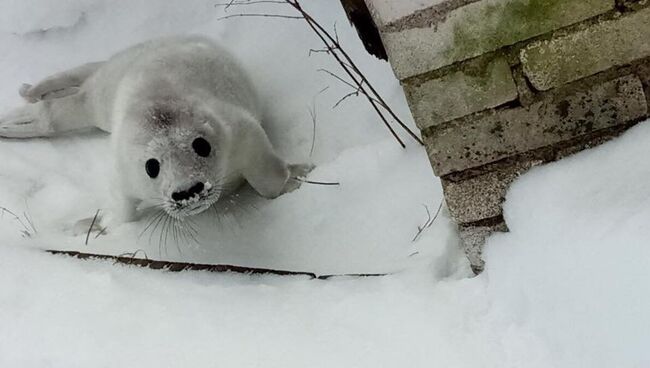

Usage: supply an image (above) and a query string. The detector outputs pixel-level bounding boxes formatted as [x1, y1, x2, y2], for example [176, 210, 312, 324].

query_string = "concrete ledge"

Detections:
[521, 7, 650, 90]
[442, 161, 537, 223]
[404, 57, 518, 130]
[441, 120, 642, 223]
[424, 74, 647, 176]
[379, 0, 613, 80]
[459, 218, 508, 274]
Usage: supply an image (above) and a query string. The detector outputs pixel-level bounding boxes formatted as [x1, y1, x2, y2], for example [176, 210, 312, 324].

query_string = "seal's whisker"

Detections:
[172, 218, 183, 255]
[139, 209, 165, 240]
[176, 222, 191, 246]
[181, 220, 200, 245]
[147, 211, 168, 245]
[163, 215, 173, 257]
[158, 214, 172, 258]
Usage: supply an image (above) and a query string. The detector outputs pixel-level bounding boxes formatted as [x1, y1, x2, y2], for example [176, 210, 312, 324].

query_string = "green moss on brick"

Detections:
[444, 0, 611, 63]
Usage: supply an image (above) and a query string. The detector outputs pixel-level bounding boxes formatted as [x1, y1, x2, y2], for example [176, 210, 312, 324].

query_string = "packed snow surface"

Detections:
[0, 1, 649, 367]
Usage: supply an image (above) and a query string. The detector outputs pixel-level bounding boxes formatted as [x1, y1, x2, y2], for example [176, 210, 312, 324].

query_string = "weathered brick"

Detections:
[459, 220, 508, 274]
[404, 57, 517, 130]
[511, 65, 537, 106]
[424, 75, 647, 176]
[442, 161, 538, 224]
[617, 0, 649, 11]
[364, 0, 459, 28]
[521, 8, 650, 91]
[377, 0, 613, 80]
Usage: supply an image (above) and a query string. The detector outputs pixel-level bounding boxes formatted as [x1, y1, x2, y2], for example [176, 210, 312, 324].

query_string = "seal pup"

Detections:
[0, 36, 310, 227]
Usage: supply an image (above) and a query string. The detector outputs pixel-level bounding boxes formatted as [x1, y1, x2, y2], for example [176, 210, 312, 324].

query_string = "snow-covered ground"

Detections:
[0, 1, 649, 367]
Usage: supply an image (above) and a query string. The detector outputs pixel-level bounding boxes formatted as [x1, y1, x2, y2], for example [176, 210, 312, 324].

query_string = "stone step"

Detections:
[521, 7, 650, 91]
[403, 56, 518, 130]
[375, 0, 613, 80]
[423, 74, 647, 176]
[442, 121, 642, 224]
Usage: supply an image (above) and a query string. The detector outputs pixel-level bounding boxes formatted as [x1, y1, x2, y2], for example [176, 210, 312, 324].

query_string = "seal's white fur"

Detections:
[0, 36, 304, 224]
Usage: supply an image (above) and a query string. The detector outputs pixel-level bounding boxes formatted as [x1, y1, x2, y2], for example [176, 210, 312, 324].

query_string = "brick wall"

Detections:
[358, 0, 650, 273]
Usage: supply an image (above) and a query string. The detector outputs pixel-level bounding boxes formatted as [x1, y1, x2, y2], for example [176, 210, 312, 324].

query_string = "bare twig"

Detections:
[307, 86, 329, 158]
[317, 68, 355, 89]
[0, 206, 36, 238]
[308, 47, 332, 56]
[217, 13, 302, 21]
[412, 201, 443, 242]
[308, 104, 317, 157]
[293, 177, 340, 186]
[23, 211, 37, 234]
[94, 226, 108, 239]
[298, 13, 405, 147]
[217, 0, 423, 148]
[333, 90, 359, 109]
[85, 209, 101, 246]
[115, 249, 150, 265]
[216, 0, 286, 8]
[285, 0, 423, 146]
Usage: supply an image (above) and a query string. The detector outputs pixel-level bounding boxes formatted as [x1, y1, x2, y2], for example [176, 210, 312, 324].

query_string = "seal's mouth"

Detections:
[163, 182, 220, 219]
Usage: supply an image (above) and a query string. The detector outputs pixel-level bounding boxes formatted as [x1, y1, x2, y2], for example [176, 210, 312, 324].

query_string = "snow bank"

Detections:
[486, 121, 650, 367]
[1, 0, 649, 367]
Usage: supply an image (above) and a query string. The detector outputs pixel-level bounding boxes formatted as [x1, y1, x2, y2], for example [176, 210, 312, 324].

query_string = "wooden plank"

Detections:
[46, 250, 386, 280]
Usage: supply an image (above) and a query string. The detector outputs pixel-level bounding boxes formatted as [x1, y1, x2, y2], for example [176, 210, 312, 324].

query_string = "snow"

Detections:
[1, 0, 649, 367]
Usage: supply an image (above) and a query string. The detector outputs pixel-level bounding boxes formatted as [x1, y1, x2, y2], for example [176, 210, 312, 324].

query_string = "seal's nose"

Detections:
[172, 182, 204, 202]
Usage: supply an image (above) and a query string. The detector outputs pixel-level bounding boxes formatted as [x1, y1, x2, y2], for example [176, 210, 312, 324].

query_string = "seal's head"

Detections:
[130, 100, 232, 219]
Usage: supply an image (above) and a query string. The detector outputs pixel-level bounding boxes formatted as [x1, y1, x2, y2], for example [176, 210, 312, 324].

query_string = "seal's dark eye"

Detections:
[192, 137, 211, 157]
[145, 158, 160, 179]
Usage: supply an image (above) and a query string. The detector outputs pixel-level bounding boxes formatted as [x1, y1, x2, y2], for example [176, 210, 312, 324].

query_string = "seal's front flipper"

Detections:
[282, 163, 316, 194]
[20, 61, 104, 103]
[71, 197, 140, 237]
[72, 213, 106, 237]
[240, 123, 294, 199]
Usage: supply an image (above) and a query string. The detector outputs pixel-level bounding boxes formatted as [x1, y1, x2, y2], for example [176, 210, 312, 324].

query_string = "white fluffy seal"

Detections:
[0, 36, 308, 225]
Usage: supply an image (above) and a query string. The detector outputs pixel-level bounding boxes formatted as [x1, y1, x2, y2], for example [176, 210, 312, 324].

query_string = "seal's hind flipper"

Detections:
[0, 92, 93, 138]
[0, 103, 49, 138]
[19, 61, 103, 103]
[20, 83, 80, 102]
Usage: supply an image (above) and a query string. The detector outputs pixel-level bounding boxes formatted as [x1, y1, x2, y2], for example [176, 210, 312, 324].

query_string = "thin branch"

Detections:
[412, 201, 443, 242]
[308, 105, 317, 157]
[217, 0, 408, 148]
[0, 206, 36, 237]
[23, 211, 37, 234]
[307, 86, 329, 158]
[217, 13, 302, 21]
[215, 0, 286, 8]
[293, 177, 340, 186]
[317, 68, 382, 107]
[115, 249, 150, 265]
[332, 90, 359, 109]
[85, 209, 100, 246]
[301, 17, 405, 147]
[94, 226, 108, 239]
[317, 68, 356, 89]
[308, 47, 332, 56]
[288, 2, 423, 145]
